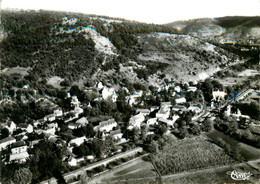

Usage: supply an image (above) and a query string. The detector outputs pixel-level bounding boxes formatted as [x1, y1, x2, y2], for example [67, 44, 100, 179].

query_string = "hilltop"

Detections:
[167, 16, 260, 44]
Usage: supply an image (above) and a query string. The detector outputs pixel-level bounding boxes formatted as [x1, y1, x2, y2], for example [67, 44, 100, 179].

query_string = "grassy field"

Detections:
[151, 136, 236, 175]
[206, 130, 260, 160]
[88, 157, 157, 184]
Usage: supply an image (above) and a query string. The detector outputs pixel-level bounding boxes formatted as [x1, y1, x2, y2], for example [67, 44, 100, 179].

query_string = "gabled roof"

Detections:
[0, 136, 16, 144]
[11, 141, 26, 148]
[110, 129, 121, 136]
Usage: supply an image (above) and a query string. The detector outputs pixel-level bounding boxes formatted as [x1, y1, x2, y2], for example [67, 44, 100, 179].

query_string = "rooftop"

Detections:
[11, 141, 26, 148]
[0, 136, 16, 144]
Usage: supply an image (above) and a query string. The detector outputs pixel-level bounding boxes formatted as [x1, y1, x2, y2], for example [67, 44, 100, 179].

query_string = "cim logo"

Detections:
[226, 170, 253, 181]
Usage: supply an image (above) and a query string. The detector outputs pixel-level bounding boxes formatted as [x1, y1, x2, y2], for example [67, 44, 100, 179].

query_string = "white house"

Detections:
[156, 106, 170, 119]
[68, 157, 85, 166]
[68, 123, 80, 130]
[110, 129, 123, 140]
[68, 136, 87, 147]
[188, 86, 197, 92]
[54, 109, 63, 117]
[172, 115, 180, 123]
[44, 114, 56, 122]
[3, 121, 16, 135]
[212, 90, 227, 101]
[136, 109, 150, 116]
[0, 136, 16, 151]
[175, 97, 186, 104]
[86, 155, 94, 161]
[174, 86, 181, 93]
[9, 152, 29, 163]
[75, 117, 88, 127]
[128, 113, 145, 130]
[147, 118, 158, 126]
[94, 119, 117, 132]
[188, 106, 201, 114]
[9, 141, 29, 163]
[150, 106, 159, 112]
[71, 96, 80, 107]
[74, 107, 84, 116]
[18, 124, 33, 133]
[102, 86, 115, 100]
[11, 141, 27, 154]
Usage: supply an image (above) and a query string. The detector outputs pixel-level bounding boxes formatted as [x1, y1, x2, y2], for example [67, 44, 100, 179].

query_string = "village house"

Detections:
[225, 105, 250, 119]
[128, 113, 145, 130]
[188, 86, 197, 92]
[175, 97, 187, 104]
[54, 109, 63, 117]
[0, 136, 16, 151]
[2, 121, 16, 135]
[128, 91, 143, 106]
[188, 105, 202, 114]
[172, 115, 180, 123]
[174, 86, 181, 93]
[44, 114, 56, 122]
[172, 105, 187, 112]
[212, 90, 227, 101]
[17, 123, 33, 133]
[71, 96, 80, 107]
[158, 118, 174, 127]
[150, 106, 159, 112]
[110, 129, 123, 140]
[68, 136, 87, 147]
[74, 106, 84, 116]
[68, 156, 85, 167]
[11, 141, 27, 154]
[147, 118, 158, 126]
[101, 86, 115, 100]
[136, 109, 150, 116]
[9, 141, 29, 163]
[94, 119, 118, 132]
[68, 122, 80, 130]
[75, 117, 88, 127]
[156, 106, 171, 119]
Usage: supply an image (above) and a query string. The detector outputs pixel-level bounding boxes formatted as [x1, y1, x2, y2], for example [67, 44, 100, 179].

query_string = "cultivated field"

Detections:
[151, 136, 236, 175]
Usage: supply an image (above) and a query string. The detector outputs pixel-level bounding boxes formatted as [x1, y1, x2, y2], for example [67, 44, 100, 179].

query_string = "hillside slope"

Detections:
[0, 10, 241, 90]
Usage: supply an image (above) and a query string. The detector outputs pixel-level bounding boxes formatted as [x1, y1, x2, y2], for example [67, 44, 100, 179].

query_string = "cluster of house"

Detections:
[0, 81, 203, 166]
[0, 120, 31, 164]
[128, 99, 202, 132]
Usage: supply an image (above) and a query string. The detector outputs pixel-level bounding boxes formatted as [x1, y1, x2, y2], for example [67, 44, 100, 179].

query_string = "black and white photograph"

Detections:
[0, 0, 260, 183]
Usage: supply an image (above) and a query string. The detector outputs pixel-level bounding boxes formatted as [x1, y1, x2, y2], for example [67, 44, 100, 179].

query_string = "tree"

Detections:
[13, 167, 33, 184]
[202, 118, 214, 132]
[0, 128, 9, 139]
[189, 123, 201, 135]
[148, 140, 159, 153]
